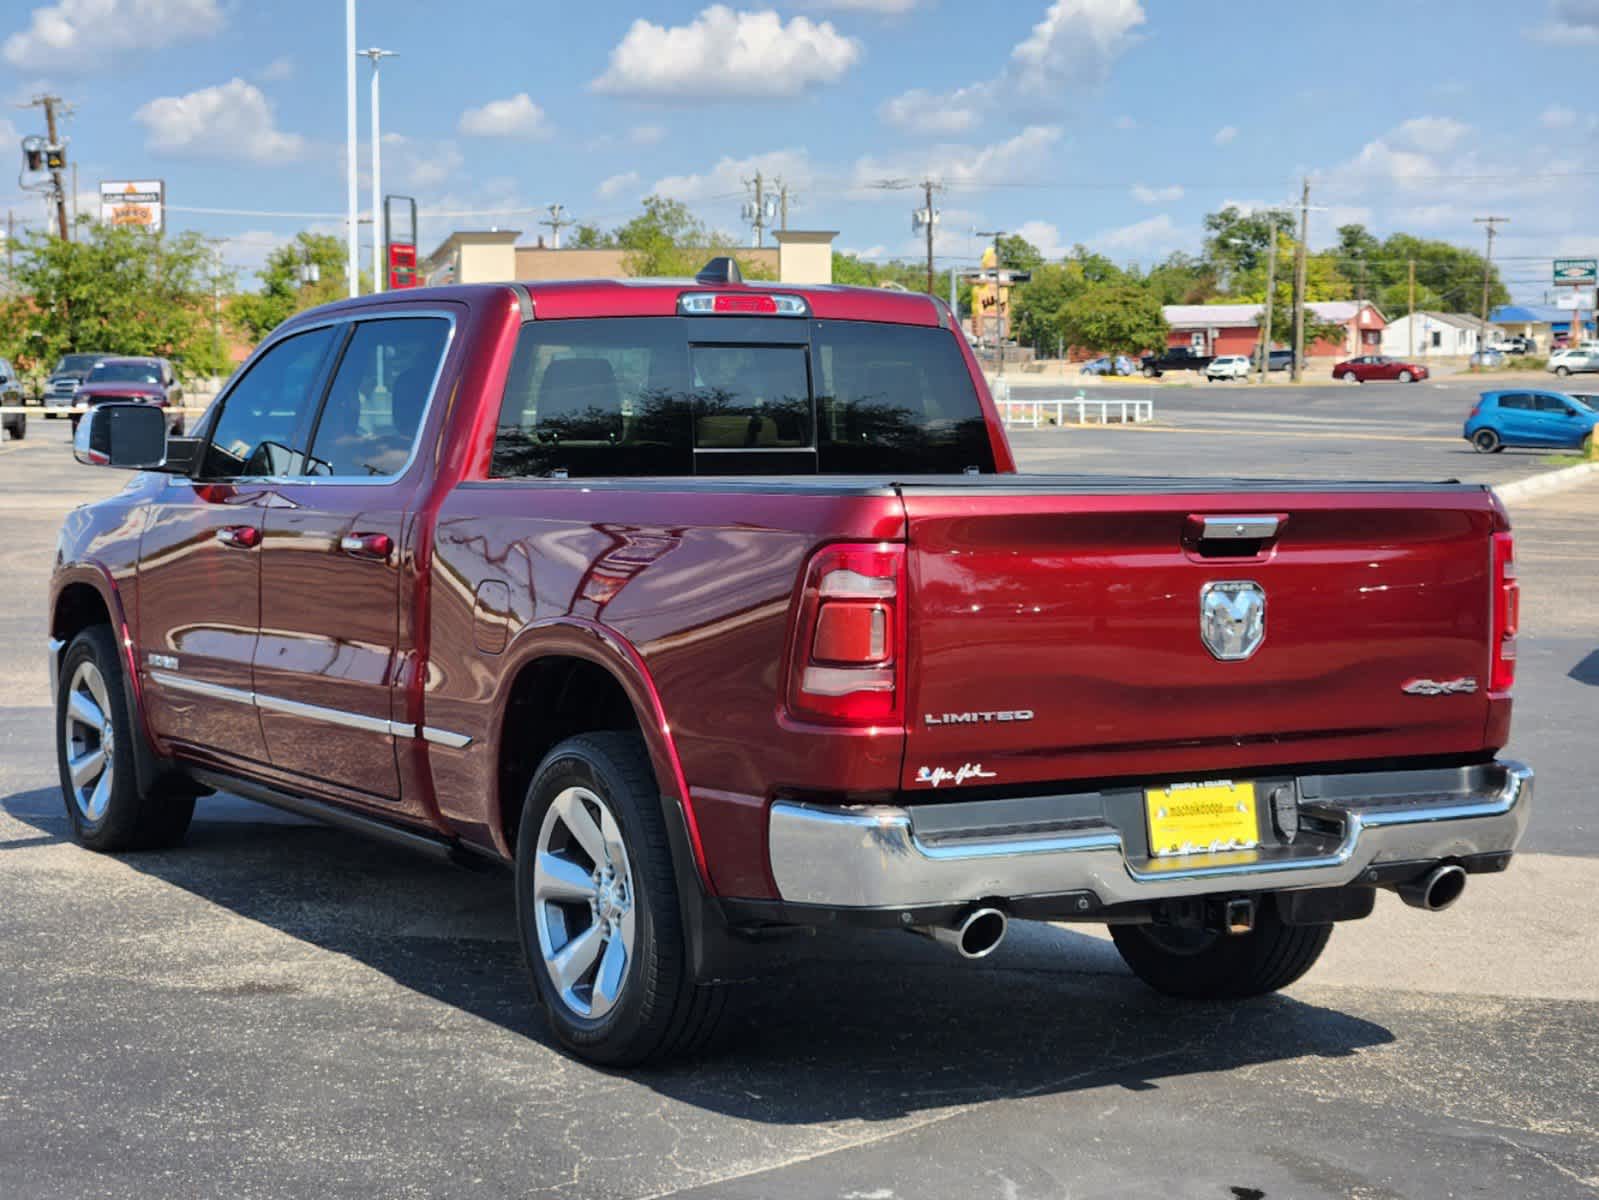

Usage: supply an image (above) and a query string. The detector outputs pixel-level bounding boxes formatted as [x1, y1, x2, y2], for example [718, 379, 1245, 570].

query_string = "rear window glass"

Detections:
[491, 316, 994, 478]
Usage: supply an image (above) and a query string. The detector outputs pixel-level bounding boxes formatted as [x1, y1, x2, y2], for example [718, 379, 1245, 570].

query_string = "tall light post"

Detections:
[360, 47, 397, 294]
[345, 0, 358, 297]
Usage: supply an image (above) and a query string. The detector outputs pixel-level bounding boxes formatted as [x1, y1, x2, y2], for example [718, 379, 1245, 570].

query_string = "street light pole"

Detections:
[345, 0, 359, 298]
[361, 48, 397, 294]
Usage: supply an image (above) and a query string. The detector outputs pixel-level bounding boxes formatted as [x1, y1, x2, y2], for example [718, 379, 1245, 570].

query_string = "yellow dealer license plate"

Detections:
[1145, 780, 1260, 858]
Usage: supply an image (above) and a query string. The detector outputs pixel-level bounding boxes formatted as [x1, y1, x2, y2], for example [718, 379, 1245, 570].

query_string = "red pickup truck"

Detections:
[53, 260, 1531, 1065]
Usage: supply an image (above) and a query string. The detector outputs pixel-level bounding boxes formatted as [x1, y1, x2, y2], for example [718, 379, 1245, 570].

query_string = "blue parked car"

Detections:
[1464, 390, 1597, 453]
[1079, 354, 1134, 376]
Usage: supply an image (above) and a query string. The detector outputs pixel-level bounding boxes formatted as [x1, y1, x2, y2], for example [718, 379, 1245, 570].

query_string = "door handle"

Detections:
[340, 532, 393, 560]
[216, 525, 260, 550]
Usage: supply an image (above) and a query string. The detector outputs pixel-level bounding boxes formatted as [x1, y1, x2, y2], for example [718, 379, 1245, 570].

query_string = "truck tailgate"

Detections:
[899, 482, 1498, 792]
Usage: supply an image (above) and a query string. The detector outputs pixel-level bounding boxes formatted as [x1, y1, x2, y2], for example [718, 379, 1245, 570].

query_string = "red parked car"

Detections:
[1332, 355, 1429, 383]
[52, 260, 1531, 1065]
[71, 356, 186, 435]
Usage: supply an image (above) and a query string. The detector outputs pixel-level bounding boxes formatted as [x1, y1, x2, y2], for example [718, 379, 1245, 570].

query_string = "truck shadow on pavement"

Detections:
[2, 790, 1396, 1124]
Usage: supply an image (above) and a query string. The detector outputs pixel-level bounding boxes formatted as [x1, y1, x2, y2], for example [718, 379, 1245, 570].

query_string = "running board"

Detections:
[186, 766, 491, 869]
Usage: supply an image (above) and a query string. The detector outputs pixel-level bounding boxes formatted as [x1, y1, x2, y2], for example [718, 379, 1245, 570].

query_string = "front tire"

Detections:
[1398, 370, 1413, 382]
[56, 626, 194, 851]
[1341, 371, 1360, 383]
[514, 732, 723, 1065]
[1556, 365, 1572, 377]
[1110, 904, 1332, 1000]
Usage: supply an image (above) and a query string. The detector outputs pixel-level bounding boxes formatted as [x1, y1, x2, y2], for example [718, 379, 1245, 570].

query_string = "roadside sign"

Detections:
[99, 180, 164, 233]
[1555, 289, 1596, 310]
[1552, 258, 1597, 284]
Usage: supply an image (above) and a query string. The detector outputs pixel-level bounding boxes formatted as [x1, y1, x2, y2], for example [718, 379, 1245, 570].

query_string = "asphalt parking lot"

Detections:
[1006, 375, 1582, 485]
[1, 418, 1596, 1199]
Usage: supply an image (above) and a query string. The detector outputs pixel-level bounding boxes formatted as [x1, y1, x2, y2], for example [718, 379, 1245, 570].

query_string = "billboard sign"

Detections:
[1552, 258, 1597, 285]
[1555, 289, 1596, 310]
[99, 180, 164, 233]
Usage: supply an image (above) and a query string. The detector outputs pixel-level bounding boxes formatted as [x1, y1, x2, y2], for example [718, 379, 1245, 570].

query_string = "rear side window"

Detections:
[307, 317, 450, 478]
[490, 316, 995, 478]
[1497, 394, 1532, 410]
[812, 321, 995, 474]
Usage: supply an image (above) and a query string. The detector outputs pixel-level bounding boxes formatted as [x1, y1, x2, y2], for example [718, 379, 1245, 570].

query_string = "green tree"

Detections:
[569, 222, 616, 249]
[1204, 205, 1294, 289]
[1010, 262, 1085, 354]
[228, 232, 351, 344]
[613, 195, 771, 279]
[1058, 282, 1169, 357]
[0, 218, 233, 378]
[995, 233, 1043, 272]
[1143, 251, 1220, 304]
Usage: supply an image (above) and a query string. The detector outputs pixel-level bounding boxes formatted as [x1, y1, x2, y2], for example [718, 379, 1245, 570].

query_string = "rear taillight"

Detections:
[787, 543, 905, 725]
[1491, 530, 1518, 693]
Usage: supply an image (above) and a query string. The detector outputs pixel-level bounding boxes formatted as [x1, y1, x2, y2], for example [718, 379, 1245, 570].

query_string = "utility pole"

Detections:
[1257, 213, 1278, 385]
[1474, 216, 1508, 366]
[1291, 177, 1310, 383]
[915, 179, 941, 296]
[540, 203, 571, 249]
[1408, 259, 1416, 359]
[774, 180, 794, 232]
[742, 171, 767, 247]
[345, 0, 359, 297]
[359, 47, 396, 294]
[24, 95, 70, 240]
[5, 211, 13, 279]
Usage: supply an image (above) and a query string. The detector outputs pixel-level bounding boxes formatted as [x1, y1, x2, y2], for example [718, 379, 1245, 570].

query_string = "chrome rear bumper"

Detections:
[767, 761, 1532, 910]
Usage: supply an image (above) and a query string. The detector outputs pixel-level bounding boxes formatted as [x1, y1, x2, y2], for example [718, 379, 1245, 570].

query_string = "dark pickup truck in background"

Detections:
[52, 261, 1531, 1065]
[1140, 346, 1215, 376]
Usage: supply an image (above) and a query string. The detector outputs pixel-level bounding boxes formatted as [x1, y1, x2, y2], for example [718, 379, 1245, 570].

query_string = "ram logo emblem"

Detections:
[1199, 581, 1266, 661]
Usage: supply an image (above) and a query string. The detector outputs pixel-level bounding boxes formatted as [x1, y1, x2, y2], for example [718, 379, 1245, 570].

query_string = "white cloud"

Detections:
[257, 55, 293, 82]
[853, 124, 1064, 190]
[1007, 0, 1146, 99]
[1541, 104, 1577, 128]
[380, 132, 465, 191]
[1094, 213, 1186, 256]
[1113, 113, 1137, 130]
[459, 93, 551, 139]
[1131, 182, 1183, 204]
[878, 0, 1144, 134]
[1390, 115, 1469, 154]
[1014, 219, 1070, 258]
[592, 6, 861, 99]
[597, 170, 640, 200]
[1213, 124, 1238, 146]
[630, 124, 666, 145]
[1526, 0, 1599, 41]
[842, 244, 888, 259]
[653, 147, 815, 203]
[135, 78, 304, 165]
[216, 228, 294, 275]
[879, 88, 982, 136]
[812, 0, 920, 10]
[3, 0, 222, 70]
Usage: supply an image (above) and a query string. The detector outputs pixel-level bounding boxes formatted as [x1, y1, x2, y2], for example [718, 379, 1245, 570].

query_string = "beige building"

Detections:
[422, 229, 837, 287]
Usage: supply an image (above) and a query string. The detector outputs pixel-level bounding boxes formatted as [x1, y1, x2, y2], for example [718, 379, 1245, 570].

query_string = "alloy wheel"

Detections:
[63, 660, 115, 822]
[531, 785, 637, 1020]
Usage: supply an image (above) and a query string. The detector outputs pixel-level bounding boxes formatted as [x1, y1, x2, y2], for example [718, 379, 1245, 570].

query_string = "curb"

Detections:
[1493, 461, 1599, 504]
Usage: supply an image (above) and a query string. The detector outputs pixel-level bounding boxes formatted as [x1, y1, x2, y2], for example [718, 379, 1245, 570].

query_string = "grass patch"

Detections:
[1502, 355, 1548, 371]
[1542, 453, 1586, 467]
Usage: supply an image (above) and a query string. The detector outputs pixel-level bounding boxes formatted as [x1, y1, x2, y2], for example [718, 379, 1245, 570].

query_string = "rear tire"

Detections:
[56, 625, 195, 851]
[1110, 904, 1332, 1000]
[514, 732, 724, 1065]
[1472, 428, 1501, 454]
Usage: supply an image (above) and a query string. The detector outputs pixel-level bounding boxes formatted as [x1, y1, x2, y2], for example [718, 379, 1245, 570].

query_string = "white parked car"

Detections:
[1549, 349, 1599, 377]
[1205, 355, 1252, 381]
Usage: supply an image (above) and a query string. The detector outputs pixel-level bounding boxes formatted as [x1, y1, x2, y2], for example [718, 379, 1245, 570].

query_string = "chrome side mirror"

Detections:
[73, 402, 169, 469]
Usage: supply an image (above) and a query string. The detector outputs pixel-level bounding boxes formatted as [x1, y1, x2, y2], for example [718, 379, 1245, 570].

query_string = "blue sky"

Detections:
[2, 0, 1596, 302]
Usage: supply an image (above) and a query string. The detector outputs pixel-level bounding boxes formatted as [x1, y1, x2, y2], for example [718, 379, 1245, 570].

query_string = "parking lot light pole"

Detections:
[360, 48, 397, 295]
[345, 0, 359, 298]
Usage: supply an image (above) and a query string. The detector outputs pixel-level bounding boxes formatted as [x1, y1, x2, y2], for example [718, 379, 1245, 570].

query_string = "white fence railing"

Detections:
[994, 388, 1155, 429]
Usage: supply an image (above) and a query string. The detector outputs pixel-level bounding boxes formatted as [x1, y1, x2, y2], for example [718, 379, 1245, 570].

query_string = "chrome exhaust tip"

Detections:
[1397, 863, 1468, 912]
[911, 906, 1009, 959]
